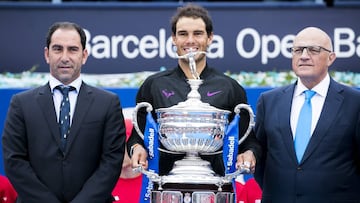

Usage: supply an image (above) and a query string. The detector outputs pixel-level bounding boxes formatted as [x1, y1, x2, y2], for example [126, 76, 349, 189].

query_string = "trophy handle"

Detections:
[222, 165, 251, 184]
[133, 165, 162, 182]
[234, 103, 255, 146]
[132, 102, 185, 155]
[132, 102, 153, 140]
[201, 103, 255, 156]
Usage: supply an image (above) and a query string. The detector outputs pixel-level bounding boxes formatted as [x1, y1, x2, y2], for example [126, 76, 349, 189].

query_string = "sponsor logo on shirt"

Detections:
[207, 90, 222, 97]
[162, 89, 175, 98]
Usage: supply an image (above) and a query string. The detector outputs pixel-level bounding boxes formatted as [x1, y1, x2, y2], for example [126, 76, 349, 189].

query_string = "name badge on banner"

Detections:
[139, 112, 159, 203]
[223, 114, 239, 174]
[223, 114, 240, 202]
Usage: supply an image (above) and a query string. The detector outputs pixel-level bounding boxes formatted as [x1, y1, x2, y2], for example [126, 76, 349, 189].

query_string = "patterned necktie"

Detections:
[294, 90, 316, 163]
[57, 86, 74, 151]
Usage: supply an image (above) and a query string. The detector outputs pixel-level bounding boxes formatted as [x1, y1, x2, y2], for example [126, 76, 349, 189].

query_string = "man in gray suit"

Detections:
[255, 27, 360, 202]
[2, 22, 126, 203]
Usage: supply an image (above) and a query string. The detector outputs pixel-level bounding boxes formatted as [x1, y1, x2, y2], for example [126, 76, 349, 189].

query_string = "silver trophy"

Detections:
[133, 49, 255, 203]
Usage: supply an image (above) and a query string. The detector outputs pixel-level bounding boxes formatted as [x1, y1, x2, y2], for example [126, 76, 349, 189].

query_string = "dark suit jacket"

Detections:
[2, 82, 126, 203]
[255, 78, 360, 203]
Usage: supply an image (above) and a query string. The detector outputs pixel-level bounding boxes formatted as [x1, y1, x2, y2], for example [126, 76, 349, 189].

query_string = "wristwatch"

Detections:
[129, 143, 140, 157]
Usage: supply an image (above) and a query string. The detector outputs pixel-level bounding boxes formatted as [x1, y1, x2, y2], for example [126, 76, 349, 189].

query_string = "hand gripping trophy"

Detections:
[133, 49, 255, 203]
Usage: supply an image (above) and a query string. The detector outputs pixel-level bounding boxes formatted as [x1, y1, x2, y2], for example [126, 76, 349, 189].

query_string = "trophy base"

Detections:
[150, 156, 235, 202]
[151, 183, 234, 203]
[158, 156, 231, 187]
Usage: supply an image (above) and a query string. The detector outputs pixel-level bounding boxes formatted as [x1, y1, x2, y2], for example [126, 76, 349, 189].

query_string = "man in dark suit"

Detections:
[2, 22, 126, 203]
[254, 26, 360, 202]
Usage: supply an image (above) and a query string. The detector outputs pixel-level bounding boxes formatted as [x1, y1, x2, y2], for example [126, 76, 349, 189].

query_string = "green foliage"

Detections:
[1, 70, 359, 88]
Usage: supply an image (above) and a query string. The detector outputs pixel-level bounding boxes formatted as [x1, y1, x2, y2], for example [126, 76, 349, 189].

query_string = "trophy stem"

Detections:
[176, 79, 207, 108]
[187, 79, 202, 101]
[169, 153, 216, 176]
[185, 151, 199, 158]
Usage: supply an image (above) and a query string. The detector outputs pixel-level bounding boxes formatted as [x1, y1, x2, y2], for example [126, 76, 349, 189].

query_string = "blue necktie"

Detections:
[57, 86, 74, 151]
[294, 90, 316, 163]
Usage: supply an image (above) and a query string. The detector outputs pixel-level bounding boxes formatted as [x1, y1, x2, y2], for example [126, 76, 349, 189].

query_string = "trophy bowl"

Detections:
[132, 79, 254, 174]
[156, 103, 230, 153]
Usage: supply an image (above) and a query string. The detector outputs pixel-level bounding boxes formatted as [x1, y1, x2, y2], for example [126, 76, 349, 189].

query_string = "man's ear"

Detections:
[44, 47, 50, 64]
[327, 52, 336, 67]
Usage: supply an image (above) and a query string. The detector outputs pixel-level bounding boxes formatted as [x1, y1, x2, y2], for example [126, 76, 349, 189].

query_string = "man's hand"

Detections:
[120, 145, 141, 179]
[236, 150, 256, 173]
[130, 144, 148, 170]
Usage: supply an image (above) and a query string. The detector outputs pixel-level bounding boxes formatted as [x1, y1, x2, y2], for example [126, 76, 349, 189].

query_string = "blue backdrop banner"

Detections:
[0, 2, 360, 74]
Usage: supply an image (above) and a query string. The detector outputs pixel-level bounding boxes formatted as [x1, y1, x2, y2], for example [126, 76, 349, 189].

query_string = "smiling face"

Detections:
[44, 28, 88, 85]
[172, 16, 213, 73]
[292, 27, 336, 88]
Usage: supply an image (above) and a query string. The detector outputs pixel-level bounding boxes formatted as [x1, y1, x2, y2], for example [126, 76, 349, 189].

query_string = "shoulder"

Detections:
[81, 82, 118, 99]
[206, 67, 246, 90]
[259, 84, 293, 99]
[142, 69, 175, 83]
[331, 79, 360, 96]
[12, 84, 48, 99]
[139, 69, 178, 90]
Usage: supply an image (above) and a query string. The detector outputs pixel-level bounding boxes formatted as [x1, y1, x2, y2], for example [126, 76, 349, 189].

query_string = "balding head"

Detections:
[293, 27, 333, 51]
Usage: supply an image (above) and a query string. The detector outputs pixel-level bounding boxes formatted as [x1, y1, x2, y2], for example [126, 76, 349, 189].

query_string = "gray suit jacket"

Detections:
[255, 78, 360, 203]
[2, 82, 126, 203]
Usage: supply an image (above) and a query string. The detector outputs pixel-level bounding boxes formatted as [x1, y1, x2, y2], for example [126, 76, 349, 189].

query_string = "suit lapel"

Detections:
[278, 84, 298, 163]
[301, 80, 344, 163]
[65, 83, 94, 154]
[36, 84, 62, 148]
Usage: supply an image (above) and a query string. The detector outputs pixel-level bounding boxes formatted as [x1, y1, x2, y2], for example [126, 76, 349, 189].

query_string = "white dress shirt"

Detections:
[290, 74, 330, 139]
[49, 75, 82, 126]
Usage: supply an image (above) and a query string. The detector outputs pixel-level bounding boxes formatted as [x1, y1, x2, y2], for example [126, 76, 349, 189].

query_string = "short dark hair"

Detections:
[170, 3, 213, 36]
[45, 21, 86, 50]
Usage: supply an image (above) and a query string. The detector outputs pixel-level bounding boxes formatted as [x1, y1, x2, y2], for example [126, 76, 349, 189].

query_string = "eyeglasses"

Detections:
[290, 46, 332, 56]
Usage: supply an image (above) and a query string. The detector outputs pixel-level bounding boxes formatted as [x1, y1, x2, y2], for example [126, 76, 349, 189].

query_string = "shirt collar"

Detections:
[176, 63, 210, 80]
[294, 73, 330, 97]
[49, 75, 82, 93]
